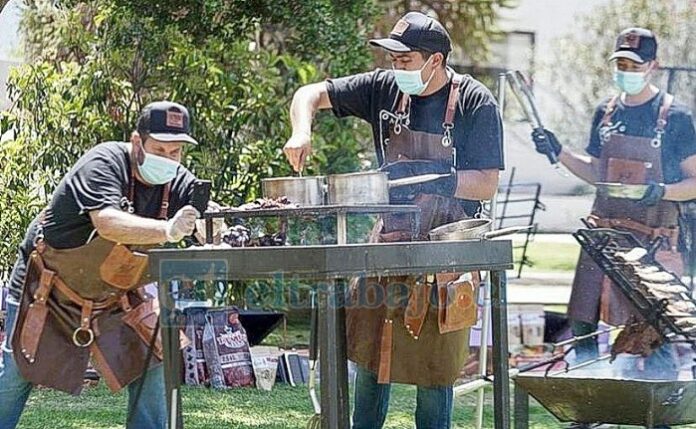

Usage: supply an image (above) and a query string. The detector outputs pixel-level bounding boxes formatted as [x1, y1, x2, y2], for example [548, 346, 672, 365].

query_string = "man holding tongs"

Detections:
[529, 28, 696, 383]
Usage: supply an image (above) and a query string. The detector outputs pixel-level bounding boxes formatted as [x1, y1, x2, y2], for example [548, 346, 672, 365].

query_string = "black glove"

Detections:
[380, 160, 457, 203]
[531, 128, 562, 158]
[638, 182, 666, 207]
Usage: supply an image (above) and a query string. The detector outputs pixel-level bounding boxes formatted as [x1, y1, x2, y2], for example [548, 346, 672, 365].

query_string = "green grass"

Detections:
[17, 383, 565, 429]
[514, 241, 580, 273]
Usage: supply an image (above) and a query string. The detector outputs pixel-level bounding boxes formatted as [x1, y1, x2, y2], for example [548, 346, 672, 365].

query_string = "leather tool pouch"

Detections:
[19, 261, 56, 362]
[606, 158, 648, 184]
[13, 253, 91, 395]
[436, 272, 478, 334]
[404, 279, 431, 339]
[121, 296, 163, 360]
[100, 244, 149, 290]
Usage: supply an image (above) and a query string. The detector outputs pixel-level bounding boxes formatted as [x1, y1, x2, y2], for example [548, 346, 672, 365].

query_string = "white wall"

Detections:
[0, 0, 23, 110]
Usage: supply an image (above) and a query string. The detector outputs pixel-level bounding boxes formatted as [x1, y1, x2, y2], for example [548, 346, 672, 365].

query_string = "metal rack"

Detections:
[496, 167, 545, 278]
[200, 204, 421, 245]
[573, 227, 696, 348]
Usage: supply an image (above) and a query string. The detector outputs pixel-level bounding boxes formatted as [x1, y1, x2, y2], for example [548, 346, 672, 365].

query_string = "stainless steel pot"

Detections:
[326, 171, 453, 205]
[327, 171, 389, 205]
[429, 218, 532, 241]
[261, 176, 326, 206]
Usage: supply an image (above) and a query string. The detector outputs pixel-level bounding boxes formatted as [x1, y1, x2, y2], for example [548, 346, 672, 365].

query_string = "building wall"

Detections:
[0, 0, 23, 111]
[494, 0, 614, 196]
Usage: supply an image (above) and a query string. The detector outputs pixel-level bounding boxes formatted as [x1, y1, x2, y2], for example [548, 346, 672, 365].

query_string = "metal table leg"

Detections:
[514, 385, 530, 429]
[159, 280, 184, 429]
[491, 270, 510, 429]
[318, 278, 350, 429]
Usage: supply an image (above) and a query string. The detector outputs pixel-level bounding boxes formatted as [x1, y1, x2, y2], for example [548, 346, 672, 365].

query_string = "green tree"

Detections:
[0, 0, 377, 275]
[370, 0, 516, 66]
[542, 0, 696, 147]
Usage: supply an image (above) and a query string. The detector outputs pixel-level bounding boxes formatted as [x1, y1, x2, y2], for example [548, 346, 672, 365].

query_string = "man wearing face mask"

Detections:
[284, 11, 503, 429]
[532, 28, 696, 398]
[0, 101, 225, 428]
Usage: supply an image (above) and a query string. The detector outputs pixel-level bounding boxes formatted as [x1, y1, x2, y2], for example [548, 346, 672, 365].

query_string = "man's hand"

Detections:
[380, 160, 457, 202]
[195, 201, 227, 243]
[165, 205, 199, 242]
[283, 132, 312, 173]
[531, 128, 562, 158]
[638, 182, 666, 206]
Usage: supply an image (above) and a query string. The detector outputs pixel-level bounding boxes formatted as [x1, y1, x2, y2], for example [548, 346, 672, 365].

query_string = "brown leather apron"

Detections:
[11, 157, 171, 395]
[568, 93, 683, 326]
[346, 74, 479, 387]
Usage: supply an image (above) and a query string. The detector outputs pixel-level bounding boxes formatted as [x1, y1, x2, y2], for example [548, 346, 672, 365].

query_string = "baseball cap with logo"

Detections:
[137, 101, 198, 145]
[369, 12, 452, 55]
[609, 27, 658, 64]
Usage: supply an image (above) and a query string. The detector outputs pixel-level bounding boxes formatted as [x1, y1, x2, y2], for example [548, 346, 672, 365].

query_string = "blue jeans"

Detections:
[0, 297, 167, 428]
[352, 365, 453, 429]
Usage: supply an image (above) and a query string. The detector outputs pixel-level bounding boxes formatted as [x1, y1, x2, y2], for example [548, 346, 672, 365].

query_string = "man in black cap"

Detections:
[0, 101, 224, 428]
[284, 11, 503, 428]
[532, 28, 696, 425]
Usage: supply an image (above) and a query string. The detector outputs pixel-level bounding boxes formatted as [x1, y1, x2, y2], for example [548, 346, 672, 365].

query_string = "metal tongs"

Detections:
[506, 70, 564, 173]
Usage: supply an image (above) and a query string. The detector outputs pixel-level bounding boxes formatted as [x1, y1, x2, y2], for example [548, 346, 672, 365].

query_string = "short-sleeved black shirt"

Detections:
[585, 91, 696, 184]
[7, 141, 197, 300]
[326, 69, 505, 171]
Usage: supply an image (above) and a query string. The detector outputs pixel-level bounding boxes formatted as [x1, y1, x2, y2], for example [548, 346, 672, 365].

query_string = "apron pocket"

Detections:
[100, 244, 149, 291]
[437, 272, 478, 334]
[606, 157, 648, 184]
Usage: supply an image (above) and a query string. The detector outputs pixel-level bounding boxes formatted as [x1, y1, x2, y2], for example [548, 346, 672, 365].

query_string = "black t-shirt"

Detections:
[326, 68, 505, 171]
[586, 91, 696, 184]
[7, 141, 197, 299]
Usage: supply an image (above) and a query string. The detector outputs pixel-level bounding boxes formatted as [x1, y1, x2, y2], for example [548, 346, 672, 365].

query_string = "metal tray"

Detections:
[516, 373, 696, 427]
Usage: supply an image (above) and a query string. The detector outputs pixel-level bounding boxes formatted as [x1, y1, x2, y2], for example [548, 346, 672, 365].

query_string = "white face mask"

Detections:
[392, 56, 436, 95]
[136, 141, 180, 185]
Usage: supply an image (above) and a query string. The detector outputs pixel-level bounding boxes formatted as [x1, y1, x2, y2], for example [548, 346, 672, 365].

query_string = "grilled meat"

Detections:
[610, 319, 662, 361]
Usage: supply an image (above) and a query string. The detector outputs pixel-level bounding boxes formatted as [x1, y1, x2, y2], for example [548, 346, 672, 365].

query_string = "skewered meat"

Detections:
[635, 271, 675, 283]
[633, 266, 660, 275]
[610, 319, 662, 361]
[675, 317, 696, 328]
[239, 197, 298, 210]
[641, 282, 689, 295]
[615, 247, 647, 262]
[667, 301, 696, 315]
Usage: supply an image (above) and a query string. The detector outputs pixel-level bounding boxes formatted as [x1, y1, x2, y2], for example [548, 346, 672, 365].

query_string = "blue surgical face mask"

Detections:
[137, 144, 179, 185]
[393, 56, 435, 96]
[613, 70, 648, 95]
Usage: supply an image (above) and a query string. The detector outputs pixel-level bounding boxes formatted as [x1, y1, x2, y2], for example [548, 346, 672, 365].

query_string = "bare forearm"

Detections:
[455, 169, 499, 200]
[559, 148, 599, 184]
[290, 82, 330, 135]
[665, 177, 696, 201]
[90, 208, 167, 244]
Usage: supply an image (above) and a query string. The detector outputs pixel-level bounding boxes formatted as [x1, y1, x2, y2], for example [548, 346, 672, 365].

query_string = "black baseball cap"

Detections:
[369, 12, 452, 55]
[609, 27, 657, 64]
[137, 101, 198, 145]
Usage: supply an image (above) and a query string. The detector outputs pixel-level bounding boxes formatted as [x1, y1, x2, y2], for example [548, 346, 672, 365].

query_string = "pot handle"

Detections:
[482, 225, 534, 239]
[388, 173, 452, 188]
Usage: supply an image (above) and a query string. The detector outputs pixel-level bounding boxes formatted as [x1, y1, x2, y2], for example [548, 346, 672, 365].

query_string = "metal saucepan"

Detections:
[261, 176, 326, 206]
[429, 218, 533, 241]
[595, 182, 648, 200]
[326, 171, 451, 205]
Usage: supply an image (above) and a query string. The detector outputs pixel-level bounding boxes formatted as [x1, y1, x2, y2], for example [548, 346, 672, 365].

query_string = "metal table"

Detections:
[149, 240, 514, 429]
